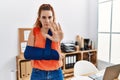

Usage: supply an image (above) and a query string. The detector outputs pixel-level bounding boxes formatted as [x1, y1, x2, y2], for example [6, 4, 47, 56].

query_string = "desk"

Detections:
[70, 71, 99, 80]
[70, 70, 103, 80]
[84, 69, 104, 75]
[71, 69, 120, 80]
[71, 76, 92, 80]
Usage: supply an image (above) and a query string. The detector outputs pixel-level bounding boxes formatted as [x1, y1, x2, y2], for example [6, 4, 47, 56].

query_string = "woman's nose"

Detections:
[45, 18, 50, 22]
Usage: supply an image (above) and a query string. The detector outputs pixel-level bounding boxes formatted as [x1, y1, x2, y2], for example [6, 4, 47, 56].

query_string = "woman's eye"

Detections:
[42, 16, 46, 19]
[41, 16, 52, 19]
[48, 16, 52, 19]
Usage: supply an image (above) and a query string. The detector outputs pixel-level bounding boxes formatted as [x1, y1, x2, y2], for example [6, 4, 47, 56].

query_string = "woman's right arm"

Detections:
[20, 29, 34, 59]
[27, 29, 35, 46]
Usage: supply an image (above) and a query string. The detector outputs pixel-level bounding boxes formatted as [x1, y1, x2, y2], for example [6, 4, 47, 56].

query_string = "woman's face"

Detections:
[39, 10, 53, 29]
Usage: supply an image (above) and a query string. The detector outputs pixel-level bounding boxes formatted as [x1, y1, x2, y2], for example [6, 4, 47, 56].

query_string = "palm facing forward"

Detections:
[46, 22, 63, 42]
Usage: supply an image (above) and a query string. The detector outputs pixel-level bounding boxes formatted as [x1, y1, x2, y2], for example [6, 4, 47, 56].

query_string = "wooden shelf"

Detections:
[17, 28, 32, 80]
[62, 49, 97, 78]
[63, 68, 74, 74]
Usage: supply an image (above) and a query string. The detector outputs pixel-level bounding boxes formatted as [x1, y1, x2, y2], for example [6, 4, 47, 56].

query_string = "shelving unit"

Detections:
[63, 49, 97, 79]
[16, 57, 32, 80]
[16, 28, 32, 80]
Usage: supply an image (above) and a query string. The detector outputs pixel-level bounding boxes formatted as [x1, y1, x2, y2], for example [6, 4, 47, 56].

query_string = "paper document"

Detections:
[21, 42, 27, 53]
[24, 30, 31, 41]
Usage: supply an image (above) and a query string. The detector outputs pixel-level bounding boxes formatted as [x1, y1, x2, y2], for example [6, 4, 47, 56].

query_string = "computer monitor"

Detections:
[103, 64, 120, 80]
[88, 64, 120, 80]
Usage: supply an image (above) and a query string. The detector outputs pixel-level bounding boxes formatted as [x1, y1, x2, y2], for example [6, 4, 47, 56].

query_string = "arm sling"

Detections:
[24, 29, 59, 60]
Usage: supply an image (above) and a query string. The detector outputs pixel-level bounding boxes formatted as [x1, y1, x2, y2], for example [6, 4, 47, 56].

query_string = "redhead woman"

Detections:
[24, 4, 64, 80]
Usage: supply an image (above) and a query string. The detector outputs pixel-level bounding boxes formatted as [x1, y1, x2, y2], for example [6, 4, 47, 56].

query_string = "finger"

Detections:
[50, 22, 54, 30]
[51, 22, 56, 31]
[56, 23, 59, 31]
[45, 34, 54, 41]
[58, 23, 62, 31]
[57, 23, 60, 30]
[54, 22, 59, 31]
[45, 34, 58, 42]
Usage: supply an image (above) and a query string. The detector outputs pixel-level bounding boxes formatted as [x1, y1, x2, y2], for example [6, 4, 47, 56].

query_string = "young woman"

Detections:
[24, 4, 64, 80]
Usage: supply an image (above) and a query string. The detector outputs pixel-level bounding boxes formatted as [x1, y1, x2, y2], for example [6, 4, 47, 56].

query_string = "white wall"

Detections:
[0, 0, 98, 80]
[88, 0, 98, 48]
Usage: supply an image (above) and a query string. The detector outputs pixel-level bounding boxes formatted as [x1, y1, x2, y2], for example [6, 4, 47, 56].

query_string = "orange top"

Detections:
[31, 27, 62, 71]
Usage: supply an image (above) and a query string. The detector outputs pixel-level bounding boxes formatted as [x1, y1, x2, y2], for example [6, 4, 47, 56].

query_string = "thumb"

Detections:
[45, 34, 53, 41]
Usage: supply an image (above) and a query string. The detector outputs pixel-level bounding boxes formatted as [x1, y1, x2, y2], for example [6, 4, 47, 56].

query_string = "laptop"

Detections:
[89, 64, 120, 80]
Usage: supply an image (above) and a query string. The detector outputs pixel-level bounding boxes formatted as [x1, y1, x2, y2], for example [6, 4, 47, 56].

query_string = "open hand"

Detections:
[45, 22, 63, 42]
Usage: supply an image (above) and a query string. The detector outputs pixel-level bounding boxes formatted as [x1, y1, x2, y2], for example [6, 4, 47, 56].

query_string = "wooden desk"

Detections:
[82, 71, 98, 76]
[69, 70, 102, 80]
[82, 69, 105, 76]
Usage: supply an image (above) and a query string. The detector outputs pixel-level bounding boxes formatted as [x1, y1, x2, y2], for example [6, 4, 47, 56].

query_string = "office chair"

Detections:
[73, 60, 98, 77]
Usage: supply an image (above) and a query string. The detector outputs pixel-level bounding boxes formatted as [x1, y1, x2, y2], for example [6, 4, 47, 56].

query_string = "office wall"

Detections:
[88, 0, 98, 47]
[0, 0, 98, 80]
